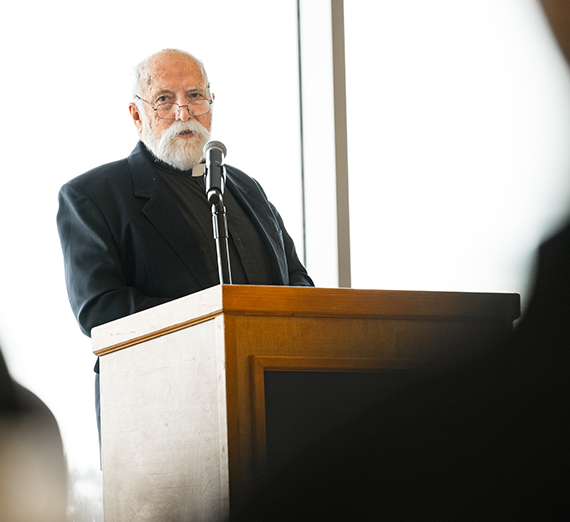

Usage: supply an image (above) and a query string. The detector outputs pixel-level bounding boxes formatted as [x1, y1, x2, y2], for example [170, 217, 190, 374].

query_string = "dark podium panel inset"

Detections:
[264, 368, 428, 474]
[249, 355, 437, 477]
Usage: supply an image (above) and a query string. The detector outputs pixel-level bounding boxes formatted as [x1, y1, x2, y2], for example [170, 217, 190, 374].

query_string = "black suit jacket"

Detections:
[57, 141, 313, 337]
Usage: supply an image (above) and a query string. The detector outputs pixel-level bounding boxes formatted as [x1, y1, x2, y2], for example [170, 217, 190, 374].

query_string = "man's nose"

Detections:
[175, 104, 193, 121]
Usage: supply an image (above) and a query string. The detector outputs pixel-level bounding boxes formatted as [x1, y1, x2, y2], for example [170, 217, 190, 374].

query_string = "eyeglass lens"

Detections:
[156, 101, 210, 119]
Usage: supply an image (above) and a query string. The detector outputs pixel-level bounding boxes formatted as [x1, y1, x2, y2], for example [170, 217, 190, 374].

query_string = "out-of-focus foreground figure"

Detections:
[1, 349, 67, 522]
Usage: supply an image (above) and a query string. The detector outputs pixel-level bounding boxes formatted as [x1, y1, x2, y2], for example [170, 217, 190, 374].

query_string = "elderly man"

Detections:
[57, 49, 312, 339]
[57, 50, 313, 440]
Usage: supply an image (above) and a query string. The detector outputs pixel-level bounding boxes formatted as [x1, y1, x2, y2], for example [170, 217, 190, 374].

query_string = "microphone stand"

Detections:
[209, 192, 232, 284]
[204, 141, 232, 285]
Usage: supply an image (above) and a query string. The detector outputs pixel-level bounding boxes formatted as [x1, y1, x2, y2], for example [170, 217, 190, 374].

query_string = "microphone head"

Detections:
[203, 140, 227, 157]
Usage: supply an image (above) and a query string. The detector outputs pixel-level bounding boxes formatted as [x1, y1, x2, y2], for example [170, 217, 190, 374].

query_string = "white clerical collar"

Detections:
[192, 163, 206, 177]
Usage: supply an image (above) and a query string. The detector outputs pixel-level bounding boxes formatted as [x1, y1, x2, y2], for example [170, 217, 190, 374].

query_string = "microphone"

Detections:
[203, 141, 227, 205]
[203, 140, 232, 284]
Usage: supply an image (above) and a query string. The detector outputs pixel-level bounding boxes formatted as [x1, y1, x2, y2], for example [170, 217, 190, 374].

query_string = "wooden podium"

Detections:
[92, 285, 519, 521]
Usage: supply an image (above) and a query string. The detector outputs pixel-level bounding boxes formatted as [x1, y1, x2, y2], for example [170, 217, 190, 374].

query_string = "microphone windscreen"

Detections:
[203, 140, 227, 157]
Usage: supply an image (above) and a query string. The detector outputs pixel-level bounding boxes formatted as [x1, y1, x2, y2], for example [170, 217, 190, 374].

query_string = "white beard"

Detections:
[141, 118, 211, 171]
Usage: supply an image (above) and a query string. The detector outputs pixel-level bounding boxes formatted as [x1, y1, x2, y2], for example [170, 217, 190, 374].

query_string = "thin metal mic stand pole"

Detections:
[210, 194, 232, 284]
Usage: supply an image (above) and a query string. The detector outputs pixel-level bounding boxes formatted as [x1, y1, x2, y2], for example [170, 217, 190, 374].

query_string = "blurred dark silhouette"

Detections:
[1, 348, 67, 521]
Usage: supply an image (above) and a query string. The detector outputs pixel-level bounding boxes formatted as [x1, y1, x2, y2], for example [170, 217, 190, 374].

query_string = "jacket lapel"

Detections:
[226, 167, 288, 284]
[127, 142, 214, 288]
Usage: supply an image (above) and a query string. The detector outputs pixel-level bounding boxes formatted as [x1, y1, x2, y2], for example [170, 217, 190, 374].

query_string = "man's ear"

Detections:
[129, 103, 143, 134]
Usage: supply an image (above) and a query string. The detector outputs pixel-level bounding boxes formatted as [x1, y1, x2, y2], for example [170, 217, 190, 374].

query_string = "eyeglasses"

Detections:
[135, 93, 213, 119]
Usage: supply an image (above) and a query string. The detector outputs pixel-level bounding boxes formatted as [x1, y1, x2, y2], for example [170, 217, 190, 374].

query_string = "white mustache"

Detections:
[160, 119, 209, 143]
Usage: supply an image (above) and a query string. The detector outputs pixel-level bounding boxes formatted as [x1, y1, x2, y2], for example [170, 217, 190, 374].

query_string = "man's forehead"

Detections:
[142, 54, 207, 92]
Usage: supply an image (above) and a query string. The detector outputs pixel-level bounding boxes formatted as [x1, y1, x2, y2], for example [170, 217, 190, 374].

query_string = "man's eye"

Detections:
[157, 96, 169, 103]
[189, 92, 204, 99]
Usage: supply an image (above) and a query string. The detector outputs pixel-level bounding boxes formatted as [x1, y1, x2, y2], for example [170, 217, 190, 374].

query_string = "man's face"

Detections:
[130, 52, 213, 170]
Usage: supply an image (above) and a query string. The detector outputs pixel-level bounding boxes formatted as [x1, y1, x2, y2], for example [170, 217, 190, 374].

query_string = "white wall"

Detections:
[343, 0, 570, 298]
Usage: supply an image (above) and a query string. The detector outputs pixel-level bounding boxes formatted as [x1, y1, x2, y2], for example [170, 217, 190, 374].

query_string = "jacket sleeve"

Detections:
[57, 182, 172, 337]
[269, 200, 314, 287]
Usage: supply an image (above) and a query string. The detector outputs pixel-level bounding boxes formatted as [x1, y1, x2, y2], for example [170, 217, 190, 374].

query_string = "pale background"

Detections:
[1, 1, 569, 519]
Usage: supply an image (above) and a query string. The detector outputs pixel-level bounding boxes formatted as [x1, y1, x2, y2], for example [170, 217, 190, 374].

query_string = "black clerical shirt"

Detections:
[156, 162, 277, 286]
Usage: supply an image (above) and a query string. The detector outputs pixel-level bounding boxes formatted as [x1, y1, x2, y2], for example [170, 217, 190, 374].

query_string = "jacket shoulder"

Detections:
[225, 165, 267, 197]
[226, 164, 253, 183]
[60, 156, 131, 194]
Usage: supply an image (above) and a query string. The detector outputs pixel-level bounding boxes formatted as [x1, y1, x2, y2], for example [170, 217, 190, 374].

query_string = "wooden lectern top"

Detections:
[92, 284, 520, 356]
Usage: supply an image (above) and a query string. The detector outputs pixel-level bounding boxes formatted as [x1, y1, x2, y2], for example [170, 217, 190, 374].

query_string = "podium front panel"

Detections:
[99, 316, 229, 522]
